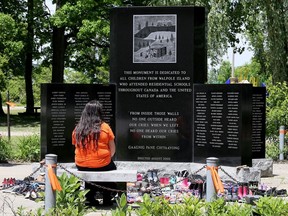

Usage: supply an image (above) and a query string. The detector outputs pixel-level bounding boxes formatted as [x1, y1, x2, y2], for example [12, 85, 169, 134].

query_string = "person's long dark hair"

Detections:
[75, 100, 103, 149]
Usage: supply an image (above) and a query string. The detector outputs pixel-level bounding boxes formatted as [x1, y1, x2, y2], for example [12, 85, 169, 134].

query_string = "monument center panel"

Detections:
[110, 7, 206, 162]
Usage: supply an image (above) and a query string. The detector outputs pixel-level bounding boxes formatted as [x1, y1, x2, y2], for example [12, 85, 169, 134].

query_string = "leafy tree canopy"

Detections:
[0, 13, 24, 91]
[266, 79, 288, 137]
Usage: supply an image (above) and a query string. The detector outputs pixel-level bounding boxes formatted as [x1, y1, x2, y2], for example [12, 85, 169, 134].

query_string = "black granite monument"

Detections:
[40, 7, 266, 166]
[251, 87, 266, 159]
[193, 84, 253, 166]
[110, 7, 207, 162]
[41, 84, 115, 162]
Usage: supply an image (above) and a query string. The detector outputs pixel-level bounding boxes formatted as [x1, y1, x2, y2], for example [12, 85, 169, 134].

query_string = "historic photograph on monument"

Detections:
[133, 14, 177, 63]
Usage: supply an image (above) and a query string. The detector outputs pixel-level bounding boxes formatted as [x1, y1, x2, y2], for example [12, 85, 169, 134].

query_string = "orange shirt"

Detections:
[72, 122, 115, 168]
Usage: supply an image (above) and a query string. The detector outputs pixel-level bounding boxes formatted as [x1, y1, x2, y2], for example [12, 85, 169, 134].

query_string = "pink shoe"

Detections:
[238, 185, 243, 199]
[137, 173, 143, 181]
[2, 178, 7, 188]
[243, 185, 248, 197]
[8, 178, 14, 186]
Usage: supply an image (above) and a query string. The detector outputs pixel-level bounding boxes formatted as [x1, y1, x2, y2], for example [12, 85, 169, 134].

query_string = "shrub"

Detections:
[253, 196, 288, 216]
[0, 136, 12, 162]
[112, 195, 288, 216]
[48, 172, 89, 216]
[111, 193, 132, 216]
[206, 198, 227, 215]
[171, 196, 206, 216]
[266, 141, 281, 160]
[266, 139, 288, 160]
[15, 134, 40, 162]
[19, 173, 89, 216]
[266, 80, 288, 138]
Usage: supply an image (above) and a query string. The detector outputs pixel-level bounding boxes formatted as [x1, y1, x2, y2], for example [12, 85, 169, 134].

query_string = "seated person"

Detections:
[72, 100, 116, 206]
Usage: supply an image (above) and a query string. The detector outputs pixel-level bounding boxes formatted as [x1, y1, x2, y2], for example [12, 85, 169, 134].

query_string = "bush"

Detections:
[0, 135, 12, 162]
[112, 194, 288, 216]
[266, 140, 281, 160]
[253, 196, 288, 215]
[15, 134, 40, 162]
[266, 138, 288, 160]
[206, 198, 252, 216]
[16, 173, 90, 216]
[49, 172, 89, 216]
[266, 80, 288, 138]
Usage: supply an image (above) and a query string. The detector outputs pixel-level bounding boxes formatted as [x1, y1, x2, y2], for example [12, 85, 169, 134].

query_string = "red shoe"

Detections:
[238, 185, 243, 199]
[243, 185, 249, 197]
[137, 173, 143, 181]
[8, 178, 14, 186]
[2, 178, 8, 187]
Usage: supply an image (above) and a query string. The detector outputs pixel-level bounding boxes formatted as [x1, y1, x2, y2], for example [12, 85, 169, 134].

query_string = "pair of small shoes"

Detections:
[25, 190, 38, 200]
[147, 170, 153, 183]
[1, 178, 16, 188]
[147, 170, 159, 183]
[175, 170, 189, 178]
[276, 189, 287, 196]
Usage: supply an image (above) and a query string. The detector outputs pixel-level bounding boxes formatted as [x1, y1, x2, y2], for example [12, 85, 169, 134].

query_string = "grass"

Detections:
[0, 106, 40, 136]
[0, 106, 41, 162]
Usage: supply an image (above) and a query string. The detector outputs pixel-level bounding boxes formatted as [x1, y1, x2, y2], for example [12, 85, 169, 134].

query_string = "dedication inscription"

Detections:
[110, 7, 206, 162]
[41, 84, 115, 162]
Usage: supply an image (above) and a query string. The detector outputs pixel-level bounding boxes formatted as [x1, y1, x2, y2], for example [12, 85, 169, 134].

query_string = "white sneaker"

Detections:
[25, 191, 31, 199]
[30, 191, 38, 199]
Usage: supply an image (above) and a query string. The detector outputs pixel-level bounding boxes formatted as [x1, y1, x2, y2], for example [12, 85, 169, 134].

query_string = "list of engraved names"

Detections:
[49, 90, 114, 147]
[194, 91, 240, 150]
[51, 91, 67, 147]
[252, 93, 265, 152]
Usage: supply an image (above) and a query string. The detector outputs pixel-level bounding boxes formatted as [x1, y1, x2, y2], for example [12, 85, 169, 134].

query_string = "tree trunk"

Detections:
[0, 93, 6, 116]
[52, 0, 65, 83]
[52, 26, 65, 83]
[265, 1, 288, 83]
[24, 0, 35, 114]
[279, 3, 288, 81]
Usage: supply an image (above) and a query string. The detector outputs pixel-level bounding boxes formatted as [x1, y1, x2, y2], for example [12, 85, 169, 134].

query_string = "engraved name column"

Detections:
[226, 92, 240, 149]
[209, 92, 224, 148]
[194, 92, 208, 147]
[50, 91, 67, 147]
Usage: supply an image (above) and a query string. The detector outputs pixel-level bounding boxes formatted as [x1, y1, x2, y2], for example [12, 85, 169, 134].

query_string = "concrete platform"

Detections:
[59, 169, 137, 182]
[1, 161, 288, 215]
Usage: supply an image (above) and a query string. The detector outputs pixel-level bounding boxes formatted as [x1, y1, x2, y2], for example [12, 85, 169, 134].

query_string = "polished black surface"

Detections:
[193, 84, 253, 166]
[110, 7, 207, 162]
[41, 84, 116, 162]
[251, 87, 266, 158]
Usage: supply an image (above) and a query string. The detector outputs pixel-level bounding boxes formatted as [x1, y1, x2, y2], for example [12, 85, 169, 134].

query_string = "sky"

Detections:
[45, 0, 55, 14]
[225, 34, 253, 67]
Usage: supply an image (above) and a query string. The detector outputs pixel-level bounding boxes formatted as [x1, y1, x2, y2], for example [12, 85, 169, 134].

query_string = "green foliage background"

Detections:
[1, 0, 287, 107]
[266, 80, 288, 137]
[0, 0, 287, 152]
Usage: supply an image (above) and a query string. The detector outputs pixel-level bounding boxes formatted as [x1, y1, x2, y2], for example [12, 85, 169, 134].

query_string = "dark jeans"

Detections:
[77, 160, 117, 204]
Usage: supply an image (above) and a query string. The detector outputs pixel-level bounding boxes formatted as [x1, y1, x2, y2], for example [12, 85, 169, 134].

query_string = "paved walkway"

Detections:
[0, 162, 288, 215]
[0, 163, 44, 216]
[260, 162, 288, 191]
[0, 163, 115, 216]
